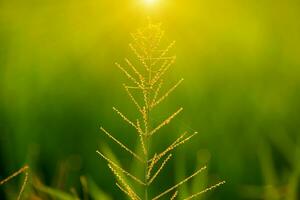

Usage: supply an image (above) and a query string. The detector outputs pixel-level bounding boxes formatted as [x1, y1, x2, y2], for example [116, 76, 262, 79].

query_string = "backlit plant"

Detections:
[97, 21, 225, 200]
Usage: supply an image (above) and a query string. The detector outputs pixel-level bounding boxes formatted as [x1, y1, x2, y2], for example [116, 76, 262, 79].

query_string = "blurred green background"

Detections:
[0, 0, 300, 199]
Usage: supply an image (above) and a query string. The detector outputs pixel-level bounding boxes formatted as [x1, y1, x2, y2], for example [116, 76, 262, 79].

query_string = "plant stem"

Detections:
[144, 62, 153, 200]
[144, 106, 150, 200]
[144, 135, 149, 200]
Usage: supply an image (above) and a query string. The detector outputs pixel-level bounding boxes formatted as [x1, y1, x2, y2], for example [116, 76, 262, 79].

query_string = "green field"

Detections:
[0, 0, 300, 199]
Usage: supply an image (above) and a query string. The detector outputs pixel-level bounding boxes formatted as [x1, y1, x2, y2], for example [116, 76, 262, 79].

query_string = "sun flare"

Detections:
[144, 0, 157, 6]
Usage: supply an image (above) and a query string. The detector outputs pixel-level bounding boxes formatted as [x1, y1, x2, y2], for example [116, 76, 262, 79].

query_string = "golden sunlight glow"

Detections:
[144, 0, 157, 6]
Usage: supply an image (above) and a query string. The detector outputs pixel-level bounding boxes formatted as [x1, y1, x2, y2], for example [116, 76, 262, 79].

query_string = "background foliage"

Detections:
[0, 0, 299, 199]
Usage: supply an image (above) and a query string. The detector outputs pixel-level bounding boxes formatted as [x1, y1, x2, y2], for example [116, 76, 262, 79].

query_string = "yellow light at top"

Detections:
[144, 0, 157, 6]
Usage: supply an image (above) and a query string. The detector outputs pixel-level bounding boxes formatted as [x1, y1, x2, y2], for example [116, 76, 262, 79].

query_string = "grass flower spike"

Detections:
[97, 21, 224, 200]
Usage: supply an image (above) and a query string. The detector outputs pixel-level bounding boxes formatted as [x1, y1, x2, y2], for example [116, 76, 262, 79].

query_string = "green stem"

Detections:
[144, 136, 149, 200]
[145, 67, 152, 200]
[144, 110, 150, 200]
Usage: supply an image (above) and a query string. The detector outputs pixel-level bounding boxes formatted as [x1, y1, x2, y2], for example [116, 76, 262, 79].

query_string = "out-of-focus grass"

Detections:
[0, 0, 300, 199]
